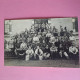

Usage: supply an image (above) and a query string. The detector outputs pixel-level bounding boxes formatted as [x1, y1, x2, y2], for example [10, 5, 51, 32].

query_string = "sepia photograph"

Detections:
[4, 17, 79, 67]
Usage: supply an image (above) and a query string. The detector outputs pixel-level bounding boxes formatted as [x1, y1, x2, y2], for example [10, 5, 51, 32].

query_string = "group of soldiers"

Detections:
[4, 23, 79, 61]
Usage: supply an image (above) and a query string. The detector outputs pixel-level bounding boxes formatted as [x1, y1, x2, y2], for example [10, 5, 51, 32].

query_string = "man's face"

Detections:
[22, 40, 25, 43]
[37, 46, 39, 49]
[62, 39, 64, 42]
[72, 44, 75, 47]
[35, 34, 37, 36]
[46, 46, 48, 49]
[29, 46, 31, 50]
[53, 26, 55, 28]
[48, 31, 50, 33]
[38, 32, 40, 35]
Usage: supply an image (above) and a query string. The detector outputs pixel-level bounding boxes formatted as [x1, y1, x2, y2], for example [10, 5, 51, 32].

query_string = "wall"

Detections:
[50, 18, 73, 31]
[11, 20, 32, 35]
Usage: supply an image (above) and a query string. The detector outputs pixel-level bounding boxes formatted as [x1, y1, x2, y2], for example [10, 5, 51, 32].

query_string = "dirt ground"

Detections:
[4, 59, 79, 68]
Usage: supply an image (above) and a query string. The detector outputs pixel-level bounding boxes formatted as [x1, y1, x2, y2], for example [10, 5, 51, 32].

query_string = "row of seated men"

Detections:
[15, 43, 78, 61]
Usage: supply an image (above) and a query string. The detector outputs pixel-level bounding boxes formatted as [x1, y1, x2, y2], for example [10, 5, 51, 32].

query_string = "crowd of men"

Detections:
[4, 23, 79, 61]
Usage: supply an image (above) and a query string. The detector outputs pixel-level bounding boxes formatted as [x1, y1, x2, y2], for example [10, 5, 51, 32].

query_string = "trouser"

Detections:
[59, 50, 63, 58]
[25, 55, 29, 61]
[39, 55, 43, 60]
[69, 52, 73, 59]
[43, 53, 50, 59]
[63, 52, 69, 59]
[45, 37, 50, 44]
[34, 54, 39, 60]
[10, 48, 15, 56]
[25, 54, 34, 61]
[72, 54, 77, 60]
[59, 51, 69, 59]
[17, 50, 26, 59]
[50, 51, 57, 59]
[69, 52, 78, 60]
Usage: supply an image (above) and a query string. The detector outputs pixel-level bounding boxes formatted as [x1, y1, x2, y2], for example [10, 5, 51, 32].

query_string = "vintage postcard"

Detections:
[4, 18, 79, 67]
